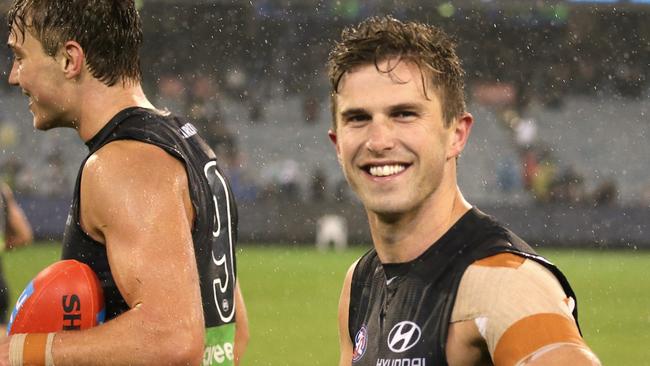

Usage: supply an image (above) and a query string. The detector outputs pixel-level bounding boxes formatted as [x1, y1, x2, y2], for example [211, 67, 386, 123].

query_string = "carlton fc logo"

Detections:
[352, 325, 368, 362]
[387, 321, 421, 353]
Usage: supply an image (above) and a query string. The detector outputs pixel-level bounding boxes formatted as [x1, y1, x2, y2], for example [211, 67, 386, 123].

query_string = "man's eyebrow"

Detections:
[340, 103, 424, 118]
[388, 103, 422, 111]
[340, 108, 368, 118]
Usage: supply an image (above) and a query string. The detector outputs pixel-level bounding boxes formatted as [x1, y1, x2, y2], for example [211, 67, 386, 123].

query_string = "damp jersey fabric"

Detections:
[347, 208, 580, 366]
[61, 107, 239, 365]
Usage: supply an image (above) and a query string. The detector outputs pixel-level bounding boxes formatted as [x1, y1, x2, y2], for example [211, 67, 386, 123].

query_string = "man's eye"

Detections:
[347, 115, 370, 122]
[394, 111, 417, 119]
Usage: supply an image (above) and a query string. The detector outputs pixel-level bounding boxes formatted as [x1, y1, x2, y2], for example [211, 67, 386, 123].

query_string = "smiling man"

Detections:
[327, 16, 600, 366]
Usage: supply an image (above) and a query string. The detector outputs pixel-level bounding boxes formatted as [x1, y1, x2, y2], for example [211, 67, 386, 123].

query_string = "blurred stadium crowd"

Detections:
[0, 1, 649, 210]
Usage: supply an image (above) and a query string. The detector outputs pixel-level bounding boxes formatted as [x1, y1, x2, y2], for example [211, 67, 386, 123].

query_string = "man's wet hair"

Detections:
[327, 15, 466, 128]
[7, 0, 143, 86]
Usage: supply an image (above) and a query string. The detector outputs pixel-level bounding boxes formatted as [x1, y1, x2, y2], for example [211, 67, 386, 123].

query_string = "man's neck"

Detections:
[74, 80, 157, 142]
[368, 185, 472, 264]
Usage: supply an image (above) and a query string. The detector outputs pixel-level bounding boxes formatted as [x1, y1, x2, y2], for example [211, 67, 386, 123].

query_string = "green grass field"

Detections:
[3, 243, 649, 365]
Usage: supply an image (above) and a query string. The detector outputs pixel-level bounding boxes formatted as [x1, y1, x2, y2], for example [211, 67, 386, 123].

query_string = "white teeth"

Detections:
[369, 164, 406, 177]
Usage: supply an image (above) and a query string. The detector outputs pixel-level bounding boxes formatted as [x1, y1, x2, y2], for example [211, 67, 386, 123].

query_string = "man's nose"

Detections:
[365, 117, 395, 154]
[8, 60, 19, 86]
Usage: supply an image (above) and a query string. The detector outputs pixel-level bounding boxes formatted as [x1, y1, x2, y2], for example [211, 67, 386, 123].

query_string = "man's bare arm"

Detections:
[520, 344, 601, 366]
[234, 282, 249, 366]
[338, 261, 358, 366]
[451, 255, 601, 366]
[1, 183, 32, 249]
[31, 141, 205, 365]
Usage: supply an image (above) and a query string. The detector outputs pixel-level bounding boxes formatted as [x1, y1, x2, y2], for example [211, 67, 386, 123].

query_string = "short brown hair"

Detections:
[327, 16, 466, 128]
[7, 0, 143, 86]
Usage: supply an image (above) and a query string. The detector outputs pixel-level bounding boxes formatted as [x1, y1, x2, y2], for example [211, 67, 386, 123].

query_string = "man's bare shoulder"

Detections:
[84, 139, 185, 179]
[79, 139, 190, 241]
[448, 253, 600, 366]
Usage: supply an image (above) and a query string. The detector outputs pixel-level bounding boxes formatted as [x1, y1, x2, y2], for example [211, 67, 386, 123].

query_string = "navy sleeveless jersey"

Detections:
[348, 208, 579, 365]
[62, 107, 238, 333]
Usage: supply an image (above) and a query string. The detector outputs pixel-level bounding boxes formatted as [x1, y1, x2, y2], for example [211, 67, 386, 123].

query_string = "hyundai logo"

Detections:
[387, 321, 421, 353]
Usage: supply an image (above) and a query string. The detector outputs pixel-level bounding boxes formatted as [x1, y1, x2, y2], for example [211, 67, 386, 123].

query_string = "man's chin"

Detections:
[32, 112, 64, 131]
[33, 118, 56, 131]
[364, 199, 412, 221]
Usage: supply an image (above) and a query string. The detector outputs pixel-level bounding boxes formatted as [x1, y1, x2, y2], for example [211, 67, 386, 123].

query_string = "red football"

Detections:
[7, 260, 105, 335]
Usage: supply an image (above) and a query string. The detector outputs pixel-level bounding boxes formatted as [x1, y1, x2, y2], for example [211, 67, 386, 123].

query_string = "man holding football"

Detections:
[2, 1, 248, 365]
[327, 16, 601, 365]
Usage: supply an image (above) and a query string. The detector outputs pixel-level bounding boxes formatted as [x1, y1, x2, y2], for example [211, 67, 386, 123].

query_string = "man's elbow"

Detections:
[6, 231, 32, 249]
[239, 327, 250, 350]
[159, 323, 205, 365]
[522, 344, 601, 366]
[18, 230, 33, 246]
[6, 219, 33, 249]
[234, 323, 250, 364]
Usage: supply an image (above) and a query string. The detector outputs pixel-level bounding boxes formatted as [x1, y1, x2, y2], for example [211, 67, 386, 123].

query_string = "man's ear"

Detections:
[328, 128, 342, 164]
[447, 112, 474, 159]
[60, 40, 84, 79]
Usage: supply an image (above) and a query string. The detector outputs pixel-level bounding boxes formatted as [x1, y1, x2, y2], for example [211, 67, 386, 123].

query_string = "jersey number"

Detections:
[204, 161, 235, 323]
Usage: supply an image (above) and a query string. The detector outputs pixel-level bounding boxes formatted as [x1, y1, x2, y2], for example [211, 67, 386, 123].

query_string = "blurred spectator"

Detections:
[303, 95, 320, 124]
[540, 60, 571, 109]
[259, 158, 301, 200]
[496, 156, 522, 194]
[521, 147, 539, 191]
[278, 159, 300, 199]
[592, 179, 618, 207]
[513, 117, 538, 150]
[549, 166, 586, 204]
[315, 214, 348, 252]
[614, 63, 645, 99]
[190, 111, 237, 161]
[530, 150, 557, 203]
[0, 158, 22, 190]
[1, 158, 34, 195]
[188, 75, 223, 120]
[0, 182, 32, 250]
[471, 82, 516, 107]
[0, 181, 33, 326]
[221, 152, 259, 204]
